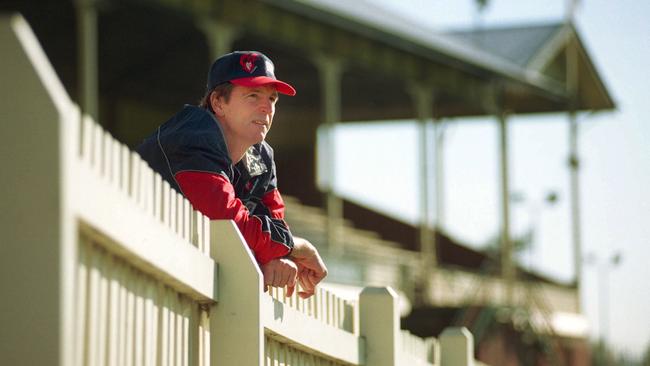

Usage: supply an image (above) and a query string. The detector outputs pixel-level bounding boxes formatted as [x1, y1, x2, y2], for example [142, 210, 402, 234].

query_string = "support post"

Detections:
[209, 220, 264, 366]
[569, 112, 582, 296]
[486, 85, 514, 306]
[439, 327, 474, 366]
[0, 14, 78, 366]
[198, 18, 239, 60]
[359, 287, 400, 366]
[498, 109, 514, 305]
[566, 29, 583, 308]
[75, 0, 99, 120]
[314, 55, 344, 254]
[408, 83, 437, 304]
[434, 118, 446, 228]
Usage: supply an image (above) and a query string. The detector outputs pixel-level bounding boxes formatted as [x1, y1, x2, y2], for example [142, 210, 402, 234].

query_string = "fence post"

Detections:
[440, 327, 474, 366]
[209, 220, 264, 366]
[0, 14, 78, 366]
[359, 287, 400, 366]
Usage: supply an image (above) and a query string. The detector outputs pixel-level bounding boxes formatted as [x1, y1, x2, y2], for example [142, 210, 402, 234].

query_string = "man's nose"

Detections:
[259, 99, 273, 114]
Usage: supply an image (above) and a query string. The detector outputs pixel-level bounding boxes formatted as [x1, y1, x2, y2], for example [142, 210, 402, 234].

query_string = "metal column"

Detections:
[497, 107, 514, 304]
[409, 83, 437, 304]
[75, 0, 98, 120]
[199, 19, 239, 62]
[569, 112, 582, 291]
[314, 55, 344, 254]
[566, 25, 583, 308]
[434, 118, 446, 229]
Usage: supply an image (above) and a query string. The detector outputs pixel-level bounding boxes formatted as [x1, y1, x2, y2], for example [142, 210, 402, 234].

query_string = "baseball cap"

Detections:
[207, 51, 296, 96]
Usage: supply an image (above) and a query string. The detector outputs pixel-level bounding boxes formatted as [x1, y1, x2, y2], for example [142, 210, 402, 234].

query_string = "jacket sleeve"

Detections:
[261, 188, 285, 220]
[175, 170, 293, 264]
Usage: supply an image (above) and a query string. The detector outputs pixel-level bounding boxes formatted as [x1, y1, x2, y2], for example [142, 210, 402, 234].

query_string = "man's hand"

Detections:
[260, 258, 298, 296]
[290, 237, 328, 298]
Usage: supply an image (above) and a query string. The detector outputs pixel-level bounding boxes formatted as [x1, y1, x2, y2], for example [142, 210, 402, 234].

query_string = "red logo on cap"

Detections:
[240, 53, 259, 74]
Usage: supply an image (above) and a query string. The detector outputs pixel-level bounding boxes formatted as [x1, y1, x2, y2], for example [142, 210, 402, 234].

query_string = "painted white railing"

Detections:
[0, 13, 481, 366]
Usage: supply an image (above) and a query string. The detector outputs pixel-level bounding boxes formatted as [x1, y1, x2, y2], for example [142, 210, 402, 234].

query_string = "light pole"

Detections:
[586, 251, 622, 365]
[599, 253, 621, 344]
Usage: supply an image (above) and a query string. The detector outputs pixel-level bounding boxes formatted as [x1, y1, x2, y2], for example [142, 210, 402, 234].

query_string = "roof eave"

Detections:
[266, 0, 568, 103]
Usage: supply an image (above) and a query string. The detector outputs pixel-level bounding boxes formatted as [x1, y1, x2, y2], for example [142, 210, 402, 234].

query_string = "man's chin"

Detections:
[250, 133, 267, 145]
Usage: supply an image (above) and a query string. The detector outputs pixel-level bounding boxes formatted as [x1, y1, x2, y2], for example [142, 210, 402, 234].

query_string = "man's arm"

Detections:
[256, 175, 328, 298]
[177, 171, 327, 297]
[175, 171, 292, 264]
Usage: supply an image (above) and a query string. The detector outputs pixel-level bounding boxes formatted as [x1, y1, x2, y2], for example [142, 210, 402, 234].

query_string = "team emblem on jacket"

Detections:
[240, 53, 259, 73]
[243, 146, 267, 177]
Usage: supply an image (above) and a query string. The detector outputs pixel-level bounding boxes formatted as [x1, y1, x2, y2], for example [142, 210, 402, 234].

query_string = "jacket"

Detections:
[136, 105, 293, 264]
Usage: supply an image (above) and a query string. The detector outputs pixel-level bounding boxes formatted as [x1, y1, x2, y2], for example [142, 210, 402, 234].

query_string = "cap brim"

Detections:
[231, 76, 296, 96]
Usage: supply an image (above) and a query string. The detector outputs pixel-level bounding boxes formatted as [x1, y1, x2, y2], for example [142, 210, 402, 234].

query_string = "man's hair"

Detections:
[199, 82, 235, 112]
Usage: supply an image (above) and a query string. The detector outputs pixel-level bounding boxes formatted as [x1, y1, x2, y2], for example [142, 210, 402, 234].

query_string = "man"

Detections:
[137, 51, 327, 298]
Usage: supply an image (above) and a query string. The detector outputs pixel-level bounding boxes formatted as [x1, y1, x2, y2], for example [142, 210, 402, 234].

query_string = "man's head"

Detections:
[203, 51, 295, 150]
[200, 51, 295, 111]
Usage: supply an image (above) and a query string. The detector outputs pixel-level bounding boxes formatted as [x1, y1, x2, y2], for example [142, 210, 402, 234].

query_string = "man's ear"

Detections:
[210, 93, 224, 116]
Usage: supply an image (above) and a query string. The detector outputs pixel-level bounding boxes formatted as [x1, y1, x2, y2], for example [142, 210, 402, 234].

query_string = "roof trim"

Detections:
[263, 0, 567, 100]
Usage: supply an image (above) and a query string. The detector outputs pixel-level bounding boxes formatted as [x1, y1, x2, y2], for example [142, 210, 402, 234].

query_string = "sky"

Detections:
[332, 0, 650, 358]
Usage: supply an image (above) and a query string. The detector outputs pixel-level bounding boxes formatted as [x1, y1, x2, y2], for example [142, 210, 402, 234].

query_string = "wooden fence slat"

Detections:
[139, 158, 149, 212]
[159, 285, 169, 366]
[134, 274, 144, 366]
[177, 192, 185, 239]
[142, 163, 154, 216]
[107, 256, 120, 366]
[169, 188, 177, 234]
[129, 152, 140, 205]
[182, 302, 190, 366]
[162, 181, 171, 228]
[192, 210, 201, 249]
[188, 303, 199, 366]
[102, 131, 111, 180]
[117, 261, 128, 366]
[120, 144, 130, 194]
[154, 174, 163, 222]
[144, 282, 156, 366]
[124, 268, 135, 366]
[175, 296, 183, 366]
[98, 248, 110, 366]
[74, 240, 89, 366]
[111, 138, 121, 189]
[183, 198, 191, 242]
[167, 288, 175, 366]
[81, 115, 93, 163]
[88, 245, 101, 366]
[202, 215, 210, 256]
[92, 120, 102, 175]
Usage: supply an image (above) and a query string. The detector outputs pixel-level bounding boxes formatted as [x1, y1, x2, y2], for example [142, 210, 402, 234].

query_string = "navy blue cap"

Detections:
[206, 51, 296, 96]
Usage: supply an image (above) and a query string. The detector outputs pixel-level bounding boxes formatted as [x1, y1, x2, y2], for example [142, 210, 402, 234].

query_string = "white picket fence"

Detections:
[0, 13, 480, 366]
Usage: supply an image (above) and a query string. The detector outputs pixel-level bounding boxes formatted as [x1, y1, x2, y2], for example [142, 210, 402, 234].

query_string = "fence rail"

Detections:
[1, 13, 482, 366]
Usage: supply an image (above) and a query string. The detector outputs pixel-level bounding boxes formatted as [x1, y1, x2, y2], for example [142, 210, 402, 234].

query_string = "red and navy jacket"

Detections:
[136, 105, 293, 264]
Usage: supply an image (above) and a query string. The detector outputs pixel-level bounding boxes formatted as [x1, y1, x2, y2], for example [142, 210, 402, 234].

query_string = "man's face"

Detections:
[215, 84, 278, 147]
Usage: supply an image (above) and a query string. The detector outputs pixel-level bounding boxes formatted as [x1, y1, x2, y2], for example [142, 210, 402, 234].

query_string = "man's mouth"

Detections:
[252, 120, 268, 127]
